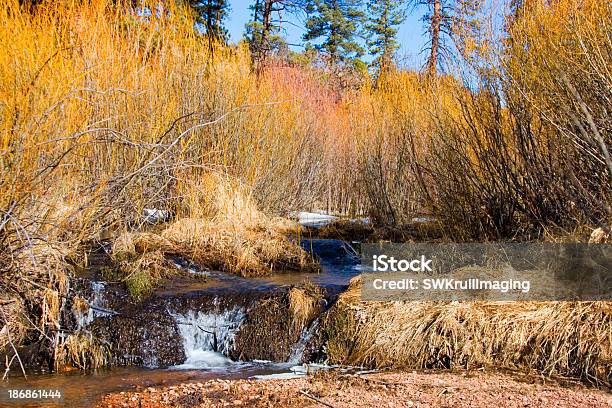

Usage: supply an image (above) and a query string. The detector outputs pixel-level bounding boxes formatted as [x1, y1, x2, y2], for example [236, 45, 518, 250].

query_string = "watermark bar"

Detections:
[0, 388, 63, 404]
[360, 243, 611, 301]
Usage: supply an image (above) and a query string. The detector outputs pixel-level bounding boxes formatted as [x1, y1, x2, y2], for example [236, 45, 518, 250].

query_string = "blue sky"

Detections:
[225, 0, 431, 69]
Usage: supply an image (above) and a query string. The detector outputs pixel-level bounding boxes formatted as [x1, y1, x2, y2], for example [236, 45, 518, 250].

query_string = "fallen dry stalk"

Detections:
[298, 390, 337, 408]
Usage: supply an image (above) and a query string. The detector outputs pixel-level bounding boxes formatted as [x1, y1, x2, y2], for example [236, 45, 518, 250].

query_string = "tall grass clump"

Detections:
[322, 278, 612, 386]
[110, 174, 318, 285]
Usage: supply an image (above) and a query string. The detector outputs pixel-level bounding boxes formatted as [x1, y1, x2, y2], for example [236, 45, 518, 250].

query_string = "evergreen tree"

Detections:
[417, 0, 450, 76]
[189, 0, 231, 42]
[246, 0, 303, 66]
[408, 0, 483, 76]
[365, 0, 406, 76]
[451, 0, 484, 65]
[303, 0, 365, 65]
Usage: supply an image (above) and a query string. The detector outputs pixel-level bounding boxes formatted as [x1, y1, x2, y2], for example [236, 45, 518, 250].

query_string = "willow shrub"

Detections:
[0, 0, 322, 359]
[329, 0, 610, 240]
[430, 0, 612, 239]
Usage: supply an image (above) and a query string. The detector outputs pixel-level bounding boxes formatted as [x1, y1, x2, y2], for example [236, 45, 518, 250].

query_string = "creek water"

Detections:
[0, 239, 363, 408]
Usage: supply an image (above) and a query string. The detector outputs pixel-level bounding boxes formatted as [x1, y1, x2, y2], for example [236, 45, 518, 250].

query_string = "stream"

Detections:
[0, 239, 363, 407]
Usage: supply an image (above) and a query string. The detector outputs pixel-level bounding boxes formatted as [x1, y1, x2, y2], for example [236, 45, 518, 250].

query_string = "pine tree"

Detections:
[451, 0, 484, 65]
[246, 0, 302, 66]
[409, 0, 483, 76]
[365, 0, 406, 76]
[414, 0, 451, 76]
[189, 0, 231, 42]
[303, 0, 365, 65]
[404, 0, 453, 76]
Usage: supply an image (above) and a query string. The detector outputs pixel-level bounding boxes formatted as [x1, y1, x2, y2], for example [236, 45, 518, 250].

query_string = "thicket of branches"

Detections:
[0, 0, 324, 370]
[330, 0, 610, 240]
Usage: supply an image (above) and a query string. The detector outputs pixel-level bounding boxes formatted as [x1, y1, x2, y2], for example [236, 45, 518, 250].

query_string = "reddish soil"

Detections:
[96, 369, 611, 408]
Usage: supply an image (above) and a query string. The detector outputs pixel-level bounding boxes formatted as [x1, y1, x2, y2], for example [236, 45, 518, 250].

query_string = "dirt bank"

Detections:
[97, 370, 611, 408]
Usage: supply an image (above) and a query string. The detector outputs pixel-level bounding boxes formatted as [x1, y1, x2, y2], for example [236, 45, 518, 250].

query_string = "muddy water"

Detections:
[0, 239, 362, 408]
[1, 363, 303, 407]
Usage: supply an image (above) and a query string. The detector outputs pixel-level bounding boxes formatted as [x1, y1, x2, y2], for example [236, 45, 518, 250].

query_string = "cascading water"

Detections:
[1, 237, 373, 408]
[288, 318, 320, 365]
[76, 281, 114, 328]
[170, 304, 246, 369]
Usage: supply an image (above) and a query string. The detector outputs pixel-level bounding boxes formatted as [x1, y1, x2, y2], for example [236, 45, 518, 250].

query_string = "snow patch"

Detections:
[291, 211, 338, 228]
[143, 208, 170, 224]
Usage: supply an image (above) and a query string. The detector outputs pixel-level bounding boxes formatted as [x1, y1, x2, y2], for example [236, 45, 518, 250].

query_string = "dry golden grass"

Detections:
[107, 176, 319, 298]
[57, 332, 110, 370]
[316, 220, 375, 241]
[289, 285, 323, 330]
[0, 241, 73, 356]
[323, 277, 612, 386]
[163, 217, 318, 276]
[108, 231, 178, 298]
[0, 296, 28, 359]
[163, 174, 318, 277]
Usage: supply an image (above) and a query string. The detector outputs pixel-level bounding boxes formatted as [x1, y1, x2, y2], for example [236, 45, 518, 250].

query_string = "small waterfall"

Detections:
[288, 318, 320, 365]
[77, 281, 113, 328]
[171, 306, 246, 369]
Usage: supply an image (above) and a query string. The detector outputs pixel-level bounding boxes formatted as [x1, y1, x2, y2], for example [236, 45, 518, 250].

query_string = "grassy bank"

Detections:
[109, 176, 318, 299]
[322, 278, 612, 386]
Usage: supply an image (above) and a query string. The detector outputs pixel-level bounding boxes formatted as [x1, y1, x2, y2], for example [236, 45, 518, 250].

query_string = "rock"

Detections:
[589, 227, 610, 243]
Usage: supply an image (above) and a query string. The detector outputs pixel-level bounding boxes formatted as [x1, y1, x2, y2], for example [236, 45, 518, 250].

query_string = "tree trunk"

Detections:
[427, 0, 441, 76]
[254, 0, 273, 76]
[207, 0, 214, 54]
[260, 0, 273, 60]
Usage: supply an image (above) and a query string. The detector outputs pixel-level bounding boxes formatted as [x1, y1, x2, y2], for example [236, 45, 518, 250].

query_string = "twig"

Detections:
[298, 390, 336, 408]
[339, 373, 401, 388]
[0, 306, 27, 380]
[122, 100, 292, 181]
[2, 354, 16, 381]
[16, 275, 117, 314]
[561, 74, 612, 181]
[356, 376, 396, 387]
